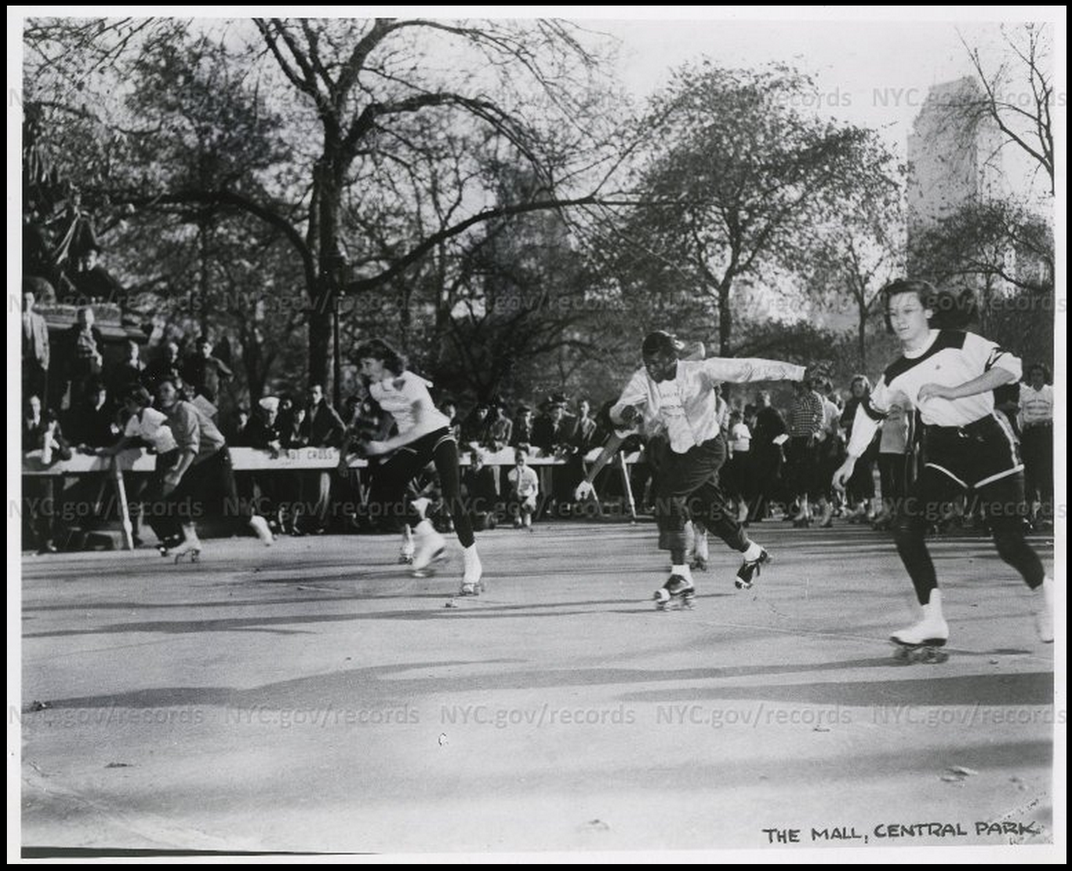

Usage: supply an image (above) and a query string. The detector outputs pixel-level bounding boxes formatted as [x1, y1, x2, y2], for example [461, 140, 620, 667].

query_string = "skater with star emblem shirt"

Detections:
[834, 279, 1053, 650]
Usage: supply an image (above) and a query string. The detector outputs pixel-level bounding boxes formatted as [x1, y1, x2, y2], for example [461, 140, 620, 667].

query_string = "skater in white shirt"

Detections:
[610, 331, 805, 608]
[355, 338, 483, 595]
[834, 280, 1054, 655]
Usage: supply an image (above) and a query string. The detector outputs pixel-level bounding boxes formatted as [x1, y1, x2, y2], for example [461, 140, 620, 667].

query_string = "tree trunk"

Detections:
[308, 152, 346, 392]
[308, 304, 333, 392]
[718, 280, 732, 356]
[858, 299, 868, 369]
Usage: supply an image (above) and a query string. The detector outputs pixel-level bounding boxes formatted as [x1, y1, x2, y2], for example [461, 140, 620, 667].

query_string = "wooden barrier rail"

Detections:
[22, 446, 642, 550]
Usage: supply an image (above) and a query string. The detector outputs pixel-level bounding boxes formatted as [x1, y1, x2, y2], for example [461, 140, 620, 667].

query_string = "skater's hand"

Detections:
[575, 480, 594, 501]
[161, 471, 182, 497]
[618, 405, 639, 426]
[832, 457, 855, 493]
[917, 382, 952, 403]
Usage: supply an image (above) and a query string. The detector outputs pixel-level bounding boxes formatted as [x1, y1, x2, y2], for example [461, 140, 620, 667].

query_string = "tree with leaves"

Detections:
[608, 61, 902, 357]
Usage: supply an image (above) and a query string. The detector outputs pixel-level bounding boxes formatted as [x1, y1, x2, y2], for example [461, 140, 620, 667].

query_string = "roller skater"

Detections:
[607, 331, 806, 608]
[834, 280, 1055, 658]
[355, 338, 483, 596]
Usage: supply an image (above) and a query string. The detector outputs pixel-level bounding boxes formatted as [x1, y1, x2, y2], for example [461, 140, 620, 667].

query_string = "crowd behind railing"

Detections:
[20, 295, 1055, 555]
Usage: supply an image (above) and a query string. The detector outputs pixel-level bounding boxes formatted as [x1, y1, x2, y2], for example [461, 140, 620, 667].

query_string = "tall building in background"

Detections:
[907, 76, 1007, 239]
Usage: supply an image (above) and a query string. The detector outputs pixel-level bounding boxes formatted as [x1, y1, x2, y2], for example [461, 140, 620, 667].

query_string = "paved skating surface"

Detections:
[19, 522, 1057, 855]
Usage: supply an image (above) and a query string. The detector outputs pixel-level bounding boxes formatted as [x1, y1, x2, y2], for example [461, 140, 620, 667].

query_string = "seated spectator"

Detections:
[462, 449, 500, 531]
[485, 401, 513, 452]
[65, 377, 120, 450]
[511, 404, 535, 448]
[225, 407, 251, 446]
[461, 403, 491, 448]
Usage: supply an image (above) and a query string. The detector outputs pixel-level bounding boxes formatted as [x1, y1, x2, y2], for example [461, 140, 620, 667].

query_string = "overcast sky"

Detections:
[588, 9, 1062, 206]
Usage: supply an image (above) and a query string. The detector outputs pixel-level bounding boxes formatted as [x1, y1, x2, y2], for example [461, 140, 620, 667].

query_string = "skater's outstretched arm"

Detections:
[699, 358, 806, 386]
[575, 430, 626, 500]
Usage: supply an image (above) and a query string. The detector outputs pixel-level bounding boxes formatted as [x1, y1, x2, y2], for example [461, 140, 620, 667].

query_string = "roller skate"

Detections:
[157, 534, 183, 558]
[458, 546, 485, 596]
[411, 520, 446, 578]
[172, 533, 202, 564]
[734, 548, 770, 590]
[890, 591, 949, 663]
[249, 514, 274, 546]
[654, 574, 695, 610]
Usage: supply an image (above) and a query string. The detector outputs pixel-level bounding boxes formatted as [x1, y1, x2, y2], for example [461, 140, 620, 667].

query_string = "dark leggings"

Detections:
[892, 466, 1045, 605]
[368, 428, 474, 549]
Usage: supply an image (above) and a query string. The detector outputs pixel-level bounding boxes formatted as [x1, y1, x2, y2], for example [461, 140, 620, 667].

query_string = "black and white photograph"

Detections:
[10, 6, 1064, 861]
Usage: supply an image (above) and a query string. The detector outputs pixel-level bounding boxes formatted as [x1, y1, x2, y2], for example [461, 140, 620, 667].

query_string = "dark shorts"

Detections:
[921, 414, 1022, 490]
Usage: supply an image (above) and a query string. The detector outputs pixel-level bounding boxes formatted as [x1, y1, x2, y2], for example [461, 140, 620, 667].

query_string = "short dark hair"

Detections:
[883, 279, 975, 331]
[354, 338, 406, 375]
[124, 384, 153, 407]
[642, 330, 677, 358]
[1027, 362, 1051, 383]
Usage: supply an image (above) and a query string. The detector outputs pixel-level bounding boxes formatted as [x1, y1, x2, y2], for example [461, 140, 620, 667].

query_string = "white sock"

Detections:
[671, 564, 693, 582]
[742, 541, 763, 561]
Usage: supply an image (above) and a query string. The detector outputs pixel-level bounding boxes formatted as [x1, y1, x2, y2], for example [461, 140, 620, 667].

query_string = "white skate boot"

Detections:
[891, 590, 949, 663]
[459, 546, 484, 596]
[249, 514, 274, 546]
[411, 520, 446, 577]
[654, 572, 695, 610]
[1035, 577, 1054, 644]
[735, 547, 770, 590]
[173, 530, 202, 564]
